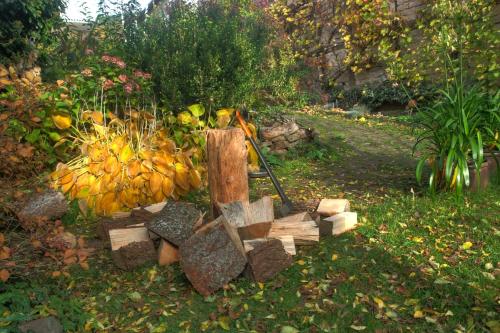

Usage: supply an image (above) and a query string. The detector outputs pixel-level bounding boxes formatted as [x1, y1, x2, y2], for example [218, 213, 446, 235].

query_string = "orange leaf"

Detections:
[51, 271, 61, 277]
[0, 269, 10, 282]
[0, 246, 11, 260]
[0, 233, 4, 245]
[80, 262, 89, 270]
[63, 256, 77, 265]
[31, 239, 42, 248]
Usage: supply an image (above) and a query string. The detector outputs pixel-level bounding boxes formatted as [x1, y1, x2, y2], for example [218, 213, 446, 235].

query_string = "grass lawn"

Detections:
[1, 111, 499, 333]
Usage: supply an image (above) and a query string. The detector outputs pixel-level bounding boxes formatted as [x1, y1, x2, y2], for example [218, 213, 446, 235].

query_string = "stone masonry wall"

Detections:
[295, 0, 500, 89]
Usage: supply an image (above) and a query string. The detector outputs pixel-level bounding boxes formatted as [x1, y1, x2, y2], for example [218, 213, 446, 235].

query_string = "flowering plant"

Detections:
[63, 52, 154, 121]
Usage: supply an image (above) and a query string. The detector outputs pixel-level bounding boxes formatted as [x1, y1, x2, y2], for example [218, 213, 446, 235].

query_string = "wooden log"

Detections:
[274, 212, 312, 224]
[246, 239, 293, 282]
[158, 239, 179, 266]
[237, 222, 272, 240]
[207, 128, 249, 218]
[179, 216, 247, 296]
[133, 201, 168, 214]
[146, 201, 203, 246]
[218, 200, 251, 227]
[268, 220, 319, 245]
[243, 235, 296, 256]
[109, 227, 150, 251]
[316, 199, 350, 216]
[249, 196, 274, 224]
[111, 240, 156, 270]
[319, 212, 358, 236]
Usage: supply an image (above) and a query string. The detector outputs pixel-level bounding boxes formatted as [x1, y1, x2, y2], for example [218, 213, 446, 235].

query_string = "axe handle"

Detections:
[235, 111, 293, 208]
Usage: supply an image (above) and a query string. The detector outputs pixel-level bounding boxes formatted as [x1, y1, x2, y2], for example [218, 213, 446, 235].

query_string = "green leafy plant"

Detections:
[414, 63, 499, 193]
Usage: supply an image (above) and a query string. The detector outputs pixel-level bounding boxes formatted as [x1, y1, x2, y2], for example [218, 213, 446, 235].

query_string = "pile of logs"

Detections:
[102, 128, 357, 295]
[260, 119, 316, 154]
[103, 196, 357, 296]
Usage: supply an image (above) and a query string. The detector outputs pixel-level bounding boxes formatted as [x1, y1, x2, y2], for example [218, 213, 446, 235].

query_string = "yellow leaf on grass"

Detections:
[462, 241, 473, 250]
[52, 113, 72, 129]
[414, 310, 424, 318]
[373, 296, 385, 309]
[331, 254, 338, 261]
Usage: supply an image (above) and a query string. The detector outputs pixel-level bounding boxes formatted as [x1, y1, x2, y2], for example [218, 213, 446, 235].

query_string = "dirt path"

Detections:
[289, 112, 419, 198]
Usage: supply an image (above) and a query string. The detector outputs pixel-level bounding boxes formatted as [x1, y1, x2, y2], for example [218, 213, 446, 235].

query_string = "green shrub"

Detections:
[330, 81, 437, 111]
[0, 0, 65, 65]
[80, 0, 307, 111]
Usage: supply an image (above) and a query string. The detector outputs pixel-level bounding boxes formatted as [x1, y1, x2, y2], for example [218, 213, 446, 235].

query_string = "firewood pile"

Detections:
[104, 196, 357, 296]
[260, 119, 316, 154]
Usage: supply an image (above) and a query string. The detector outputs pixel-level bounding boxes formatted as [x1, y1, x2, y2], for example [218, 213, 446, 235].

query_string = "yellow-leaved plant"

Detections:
[49, 111, 203, 216]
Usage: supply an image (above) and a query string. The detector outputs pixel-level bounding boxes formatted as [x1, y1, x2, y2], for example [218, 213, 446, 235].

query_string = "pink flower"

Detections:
[123, 82, 133, 94]
[81, 68, 92, 77]
[103, 79, 114, 90]
[118, 74, 128, 83]
[115, 60, 126, 69]
[101, 55, 112, 62]
[133, 70, 152, 79]
[85, 48, 94, 55]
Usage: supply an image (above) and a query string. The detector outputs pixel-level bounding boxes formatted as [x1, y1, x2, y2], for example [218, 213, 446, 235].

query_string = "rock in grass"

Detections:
[246, 239, 292, 282]
[19, 316, 63, 333]
[17, 190, 68, 223]
[179, 216, 247, 296]
[146, 201, 203, 246]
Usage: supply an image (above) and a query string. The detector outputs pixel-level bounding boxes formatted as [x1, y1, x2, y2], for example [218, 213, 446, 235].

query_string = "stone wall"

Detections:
[292, 0, 500, 89]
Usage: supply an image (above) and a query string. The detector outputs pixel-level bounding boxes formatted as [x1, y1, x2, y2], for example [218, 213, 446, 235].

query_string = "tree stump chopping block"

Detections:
[207, 128, 249, 218]
[179, 216, 247, 296]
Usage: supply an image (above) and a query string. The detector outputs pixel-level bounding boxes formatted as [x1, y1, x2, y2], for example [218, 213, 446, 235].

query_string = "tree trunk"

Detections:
[207, 128, 249, 218]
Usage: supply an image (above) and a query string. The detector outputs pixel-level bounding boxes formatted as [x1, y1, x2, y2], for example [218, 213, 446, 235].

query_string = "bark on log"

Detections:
[244, 236, 296, 256]
[179, 216, 247, 296]
[111, 240, 156, 270]
[207, 128, 249, 218]
[146, 201, 203, 246]
[246, 239, 293, 282]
